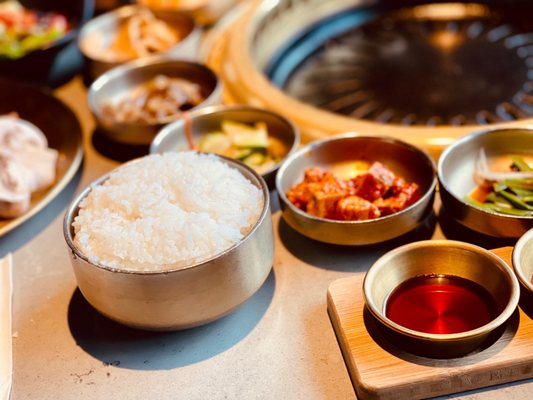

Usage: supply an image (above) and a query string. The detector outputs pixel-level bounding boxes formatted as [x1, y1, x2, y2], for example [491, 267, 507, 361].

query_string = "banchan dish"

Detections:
[512, 227, 533, 305]
[88, 57, 221, 145]
[439, 128, 533, 238]
[79, 4, 200, 82]
[276, 134, 436, 245]
[150, 104, 300, 188]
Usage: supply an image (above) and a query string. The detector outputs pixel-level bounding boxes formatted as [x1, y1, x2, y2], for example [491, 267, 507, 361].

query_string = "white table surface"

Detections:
[2, 77, 533, 400]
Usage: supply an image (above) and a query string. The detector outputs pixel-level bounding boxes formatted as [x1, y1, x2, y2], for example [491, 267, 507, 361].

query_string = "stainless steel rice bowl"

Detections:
[63, 154, 274, 331]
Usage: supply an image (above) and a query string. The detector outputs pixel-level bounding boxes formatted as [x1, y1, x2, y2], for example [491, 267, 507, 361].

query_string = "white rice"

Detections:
[72, 152, 263, 272]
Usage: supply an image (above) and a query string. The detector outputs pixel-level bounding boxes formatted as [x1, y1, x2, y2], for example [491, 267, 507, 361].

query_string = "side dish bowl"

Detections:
[438, 128, 533, 238]
[512, 227, 533, 301]
[150, 104, 300, 188]
[275, 134, 437, 245]
[134, 0, 237, 26]
[79, 5, 200, 83]
[0, 0, 94, 87]
[63, 154, 274, 331]
[364, 240, 520, 358]
[88, 57, 221, 145]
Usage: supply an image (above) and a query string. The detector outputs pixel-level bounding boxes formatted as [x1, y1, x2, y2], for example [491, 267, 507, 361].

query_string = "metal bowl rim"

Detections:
[78, 4, 197, 63]
[63, 152, 270, 276]
[150, 103, 301, 176]
[512, 227, 533, 292]
[363, 239, 520, 341]
[87, 57, 222, 128]
[275, 132, 437, 225]
[134, 0, 212, 12]
[438, 127, 533, 220]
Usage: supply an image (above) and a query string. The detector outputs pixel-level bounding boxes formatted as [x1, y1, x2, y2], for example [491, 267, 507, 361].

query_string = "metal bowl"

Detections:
[363, 240, 520, 358]
[88, 57, 222, 145]
[63, 154, 274, 331]
[275, 134, 437, 245]
[512, 228, 533, 300]
[134, 0, 238, 26]
[150, 105, 300, 188]
[438, 128, 533, 238]
[79, 5, 200, 82]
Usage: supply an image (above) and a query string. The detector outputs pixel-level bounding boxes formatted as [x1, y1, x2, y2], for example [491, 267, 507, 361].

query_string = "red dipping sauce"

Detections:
[385, 274, 498, 334]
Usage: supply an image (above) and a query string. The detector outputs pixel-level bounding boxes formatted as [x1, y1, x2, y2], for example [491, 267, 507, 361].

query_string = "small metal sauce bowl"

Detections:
[275, 134, 436, 245]
[79, 5, 201, 82]
[88, 57, 222, 145]
[363, 240, 520, 358]
[150, 104, 300, 188]
[63, 154, 274, 331]
[438, 128, 533, 238]
[512, 228, 533, 305]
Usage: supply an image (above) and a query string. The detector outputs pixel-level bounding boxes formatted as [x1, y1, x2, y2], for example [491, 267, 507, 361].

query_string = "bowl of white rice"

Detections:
[63, 152, 274, 330]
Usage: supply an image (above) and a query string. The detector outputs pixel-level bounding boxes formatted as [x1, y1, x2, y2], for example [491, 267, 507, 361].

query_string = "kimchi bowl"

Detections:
[275, 134, 437, 245]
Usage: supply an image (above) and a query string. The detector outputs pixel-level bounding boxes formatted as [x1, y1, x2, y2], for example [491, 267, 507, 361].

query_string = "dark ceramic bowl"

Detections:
[0, 0, 94, 87]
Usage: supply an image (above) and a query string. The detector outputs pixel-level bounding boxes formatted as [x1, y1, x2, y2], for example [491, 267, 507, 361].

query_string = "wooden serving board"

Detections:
[327, 247, 533, 400]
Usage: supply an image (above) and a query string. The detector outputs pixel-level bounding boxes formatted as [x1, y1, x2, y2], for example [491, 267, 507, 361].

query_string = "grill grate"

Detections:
[278, 3, 533, 126]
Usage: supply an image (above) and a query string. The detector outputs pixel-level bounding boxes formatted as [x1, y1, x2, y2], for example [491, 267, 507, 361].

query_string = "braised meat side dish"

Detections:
[101, 74, 204, 124]
[286, 163, 420, 221]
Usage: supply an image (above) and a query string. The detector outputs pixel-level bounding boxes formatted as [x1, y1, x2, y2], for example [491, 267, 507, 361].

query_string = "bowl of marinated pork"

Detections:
[275, 134, 437, 245]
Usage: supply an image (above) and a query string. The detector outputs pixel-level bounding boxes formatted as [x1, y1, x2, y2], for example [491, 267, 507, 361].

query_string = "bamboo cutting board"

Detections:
[327, 247, 533, 400]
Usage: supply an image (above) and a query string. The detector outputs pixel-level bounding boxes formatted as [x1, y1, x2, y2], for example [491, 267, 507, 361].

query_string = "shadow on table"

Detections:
[91, 128, 150, 162]
[67, 270, 276, 370]
[277, 210, 438, 273]
[437, 205, 517, 249]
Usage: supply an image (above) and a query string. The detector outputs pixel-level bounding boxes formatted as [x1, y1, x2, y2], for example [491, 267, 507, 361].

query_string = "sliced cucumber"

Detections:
[255, 158, 277, 174]
[198, 132, 231, 154]
[221, 120, 269, 149]
[243, 152, 265, 168]
[233, 148, 253, 160]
